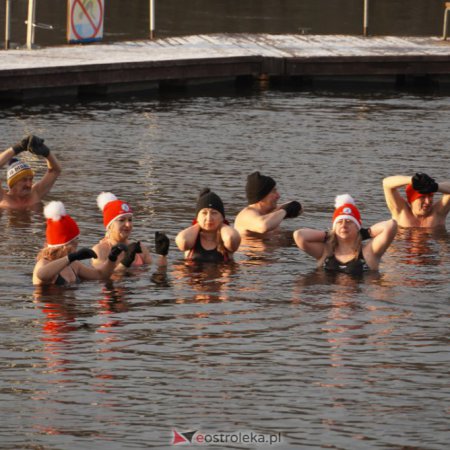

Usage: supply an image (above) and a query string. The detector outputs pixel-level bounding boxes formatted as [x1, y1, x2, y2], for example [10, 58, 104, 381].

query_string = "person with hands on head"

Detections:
[176, 188, 241, 263]
[33, 201, 124, 285]
[294, 194, 397, 275]
[92, 192, 169, 270]
[0, 135, 61, 209]
[234, 171, 302, 236]
[383, 172, 450, 228]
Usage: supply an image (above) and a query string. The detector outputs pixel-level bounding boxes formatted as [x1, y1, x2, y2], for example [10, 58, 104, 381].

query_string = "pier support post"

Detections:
[363, 0, 369, 37]
[444, 3, 450, 40]
[149, 0, 155, 39]
[5, 0, 11, 49]
[26, 0, 36, 49]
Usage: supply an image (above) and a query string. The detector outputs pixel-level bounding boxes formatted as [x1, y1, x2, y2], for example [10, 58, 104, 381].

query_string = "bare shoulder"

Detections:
[234, 206, 260, 232]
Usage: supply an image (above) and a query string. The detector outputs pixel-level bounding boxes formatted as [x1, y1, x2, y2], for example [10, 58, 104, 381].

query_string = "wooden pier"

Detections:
[1, 34, 450, 101]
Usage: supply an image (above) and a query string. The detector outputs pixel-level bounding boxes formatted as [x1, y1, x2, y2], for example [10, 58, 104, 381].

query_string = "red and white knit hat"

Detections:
[44, 201, 80, 247]
[97, 192, 132, 229]
[332, 194, 362, 230]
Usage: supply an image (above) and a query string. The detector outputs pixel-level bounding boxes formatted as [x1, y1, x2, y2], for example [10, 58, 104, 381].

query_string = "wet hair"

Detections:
[36, 244, 71, 262]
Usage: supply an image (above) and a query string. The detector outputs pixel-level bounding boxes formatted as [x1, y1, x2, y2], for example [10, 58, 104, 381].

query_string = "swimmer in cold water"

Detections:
[176, 188, 241, 263]
[383, 172, 450, 228]
[33, 201, 125, 285]
[234, 171, 302, 236]
[0, 135, 61, 210]
[293, 194, 397, 275]
[92, 192, 170, 271]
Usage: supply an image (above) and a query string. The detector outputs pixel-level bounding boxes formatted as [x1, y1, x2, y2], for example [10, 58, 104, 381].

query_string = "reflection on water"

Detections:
[0, 88, 449, 449]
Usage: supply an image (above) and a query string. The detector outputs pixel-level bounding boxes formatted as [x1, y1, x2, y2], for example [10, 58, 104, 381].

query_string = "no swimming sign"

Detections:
[67, 0, 104, 43]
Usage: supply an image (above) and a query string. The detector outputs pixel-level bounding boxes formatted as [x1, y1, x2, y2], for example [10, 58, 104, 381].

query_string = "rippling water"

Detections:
[0, 86, 449, 449]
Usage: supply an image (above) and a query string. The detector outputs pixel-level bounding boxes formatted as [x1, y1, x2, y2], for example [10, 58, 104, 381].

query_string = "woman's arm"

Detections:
[34, 256, 72, 284]
[220, 224, 241, 253]
[76, 258, 117, 280]
[176, 223, 200, 251]
[293, 228, 327, 260]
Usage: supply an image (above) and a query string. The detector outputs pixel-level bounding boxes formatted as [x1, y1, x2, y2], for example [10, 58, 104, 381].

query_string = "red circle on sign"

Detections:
[71, 0, 103, 40]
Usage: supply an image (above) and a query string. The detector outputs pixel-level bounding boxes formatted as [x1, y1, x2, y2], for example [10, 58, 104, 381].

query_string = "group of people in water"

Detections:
[1, 135, 449, 285]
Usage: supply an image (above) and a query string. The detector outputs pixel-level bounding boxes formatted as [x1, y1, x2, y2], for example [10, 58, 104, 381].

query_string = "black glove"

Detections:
[280, 201, 302, 219]
[121, 241, 142, 268]
[359, 227, 371, 240]
[26, 135, 50, 158]
[108, 243, 127, 262]
[12, 136, 29, 155]
[155, 231, 170, 256]
[68, 248, 97, 263]
[412, 172, 438, 194]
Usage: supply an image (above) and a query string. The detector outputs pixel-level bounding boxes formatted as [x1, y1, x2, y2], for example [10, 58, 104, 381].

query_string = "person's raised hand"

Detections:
[26, 135, 50, 158]
[155, 231, 170, 256]
[121, 241, 142, 267]
[359, 227, 372, 240]
[280, 201, 302, 219]
[412, 172, 438, 194]
[108, 243, 127, 262]
[68, 248, 97, 263]
[12, 136, 30, 155]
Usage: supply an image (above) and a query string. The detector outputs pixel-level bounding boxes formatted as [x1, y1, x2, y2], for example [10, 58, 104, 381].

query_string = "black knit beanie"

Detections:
[195, 188, 225, 218]
[245, 171, 276, 204]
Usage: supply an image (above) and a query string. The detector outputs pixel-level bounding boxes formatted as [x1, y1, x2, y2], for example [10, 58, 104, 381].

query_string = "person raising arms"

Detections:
[234, 171, 302, 236]
[0, 135, 61, 209]
[33, 201, 125, 285]
[294, 194, 397, 275]
[176, 188, 241, 263]
[383, 173, 450, 228]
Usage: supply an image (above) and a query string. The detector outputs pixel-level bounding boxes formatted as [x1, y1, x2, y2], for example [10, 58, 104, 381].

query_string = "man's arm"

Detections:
[237, 207, 286, 234]
[434, 181, 450, 218]
[32, 152, 62, 200]
[0, 146, 16, 200]
[382, 175, 411, 219]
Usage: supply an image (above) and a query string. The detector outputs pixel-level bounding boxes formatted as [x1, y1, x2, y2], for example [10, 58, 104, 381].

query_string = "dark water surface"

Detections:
[0, 86, 449, 449]
[0, 0, 446, 48]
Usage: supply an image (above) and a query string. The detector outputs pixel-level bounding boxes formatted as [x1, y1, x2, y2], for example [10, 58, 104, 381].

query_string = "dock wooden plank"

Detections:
[1, 34, 450, 99]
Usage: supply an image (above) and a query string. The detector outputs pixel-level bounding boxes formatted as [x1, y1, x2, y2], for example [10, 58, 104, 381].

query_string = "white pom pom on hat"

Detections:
[334, 194, 356, 208]
[44, 201, 67, 221]
[97, 192, 118, 211]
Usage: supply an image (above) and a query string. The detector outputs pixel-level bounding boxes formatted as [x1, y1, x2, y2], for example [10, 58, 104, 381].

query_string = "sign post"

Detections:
[67, 0, 104, 44]
[150, 0, 155, 39]
[363, 0, 369, 37]
[5, 0, 11, 49]
[26, 0, 36, 49]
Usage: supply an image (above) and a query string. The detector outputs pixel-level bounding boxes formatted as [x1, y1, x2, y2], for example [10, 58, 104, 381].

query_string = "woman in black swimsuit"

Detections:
[293, 194, 397, 275]
[33, 201, 125, 285]
[175, 188, 241, 263]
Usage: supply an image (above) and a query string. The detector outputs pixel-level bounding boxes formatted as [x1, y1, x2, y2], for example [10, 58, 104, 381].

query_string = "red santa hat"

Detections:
[97, 192, 132, 229]
[332, 194, 362, 230]
[44, 201, 80, 247]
